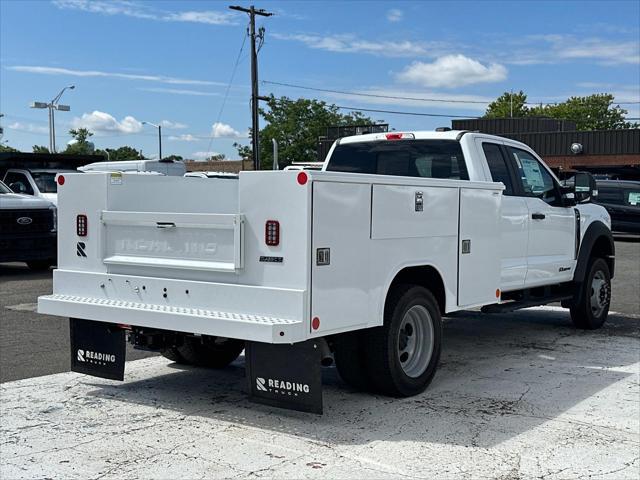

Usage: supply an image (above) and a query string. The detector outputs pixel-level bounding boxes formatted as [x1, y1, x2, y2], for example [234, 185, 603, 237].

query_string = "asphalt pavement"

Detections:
[1, 238, 637, 383]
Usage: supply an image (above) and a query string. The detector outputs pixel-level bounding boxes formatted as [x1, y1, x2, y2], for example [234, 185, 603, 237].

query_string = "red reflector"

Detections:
[57, 175, 65, 185]
[297, 171, 308, 185]
[265, 220, 280, 246]
[312, 317, 320, 330]
[76, 214, 88, 236]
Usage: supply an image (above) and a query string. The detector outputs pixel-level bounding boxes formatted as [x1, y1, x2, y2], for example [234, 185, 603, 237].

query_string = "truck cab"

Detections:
[3, 168, 76, 206]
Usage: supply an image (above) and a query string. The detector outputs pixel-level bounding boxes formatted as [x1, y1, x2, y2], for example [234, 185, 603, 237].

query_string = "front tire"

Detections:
[363, 285, 442, 397]
[570, 257, 611, 330]
[176, 336, 244, 368]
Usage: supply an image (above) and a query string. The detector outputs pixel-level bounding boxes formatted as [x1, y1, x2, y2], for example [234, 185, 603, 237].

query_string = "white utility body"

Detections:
[38, 131, 614, 413]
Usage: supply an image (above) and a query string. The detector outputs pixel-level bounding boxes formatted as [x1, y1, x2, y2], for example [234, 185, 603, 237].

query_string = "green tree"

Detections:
[32, 145, 50, 153]
[529, 94, 637, 130]
[0, 143, 20, 153]
[94, 146, 146, 162]
[484, 90, 530, 118]
[235, 95, 378, 168]
[64, 128, 94, 155]
[163, 154, 184, 162]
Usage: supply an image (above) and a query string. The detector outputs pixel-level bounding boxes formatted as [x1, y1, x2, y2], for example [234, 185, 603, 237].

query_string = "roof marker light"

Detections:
[385, 133, 415, 140]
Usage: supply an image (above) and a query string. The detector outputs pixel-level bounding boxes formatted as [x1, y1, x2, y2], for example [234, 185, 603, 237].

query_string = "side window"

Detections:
[482, 143, 514, 195]
[4, 172, 34, 195]
[509, 148, 557, 203]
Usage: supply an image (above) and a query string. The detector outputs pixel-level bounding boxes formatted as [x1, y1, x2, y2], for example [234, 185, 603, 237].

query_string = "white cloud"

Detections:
[8, 66, 222, 86]
[169, 134, 199, 142]
[140, 87, 220, 96]
[160, 120, 187, 129]
[211, 122, 243, 138]
[164, 11, 236, 25]
[71, 111, 143, 134]
[52, 0, 237, 25]
[387, 9, 403, 22]
[192, 151, 222, 159]
[396, 55, 507, 88]
[7, 122, 49, 134]
[505, 35, 640, 65]
[272, 33, 447, 58]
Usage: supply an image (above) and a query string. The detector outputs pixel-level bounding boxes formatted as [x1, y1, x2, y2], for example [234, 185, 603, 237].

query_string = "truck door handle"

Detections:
[531, 213, 546, 220]
[156, 222, 176, 229]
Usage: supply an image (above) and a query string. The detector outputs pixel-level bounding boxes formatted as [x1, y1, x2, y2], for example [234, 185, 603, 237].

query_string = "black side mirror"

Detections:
[9, 182, 26, 194]
[574, 172, 597, 203]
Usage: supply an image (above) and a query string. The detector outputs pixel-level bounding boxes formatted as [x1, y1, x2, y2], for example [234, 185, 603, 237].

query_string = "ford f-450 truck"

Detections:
[38, 131, 613, 413]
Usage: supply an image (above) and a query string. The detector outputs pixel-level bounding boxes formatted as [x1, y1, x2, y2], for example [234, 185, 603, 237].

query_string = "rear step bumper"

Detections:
[38, 270, 307, 344]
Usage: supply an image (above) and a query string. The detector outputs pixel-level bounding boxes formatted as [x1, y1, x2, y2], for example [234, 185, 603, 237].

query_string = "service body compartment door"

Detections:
[458, 188, 502, 307]
[311, 182, 371, 336]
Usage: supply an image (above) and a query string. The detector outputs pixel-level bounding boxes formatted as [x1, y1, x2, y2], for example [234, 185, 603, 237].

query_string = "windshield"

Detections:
[30, 172, 59, 193]
[0, 181, 11, 194]
[327, 139, 469, 180]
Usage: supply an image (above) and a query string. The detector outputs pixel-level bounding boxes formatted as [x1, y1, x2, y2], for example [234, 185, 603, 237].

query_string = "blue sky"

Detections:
[1, 0, 639, 160]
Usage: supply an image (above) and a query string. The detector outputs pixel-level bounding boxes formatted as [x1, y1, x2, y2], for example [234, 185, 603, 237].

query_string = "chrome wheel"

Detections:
[397, 305, 434, 378]
[590, 270, 610, 318]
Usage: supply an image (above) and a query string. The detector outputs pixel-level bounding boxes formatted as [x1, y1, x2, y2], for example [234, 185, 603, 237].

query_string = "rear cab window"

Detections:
[327, 140, 469, 180]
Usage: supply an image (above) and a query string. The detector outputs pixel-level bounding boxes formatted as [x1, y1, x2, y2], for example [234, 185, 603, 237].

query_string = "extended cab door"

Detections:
[476, 139, 529, 292]
[505, 146, 576, 286]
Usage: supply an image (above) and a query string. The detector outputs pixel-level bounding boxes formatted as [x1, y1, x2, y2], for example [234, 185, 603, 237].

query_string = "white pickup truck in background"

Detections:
[38, 130, 614, 413]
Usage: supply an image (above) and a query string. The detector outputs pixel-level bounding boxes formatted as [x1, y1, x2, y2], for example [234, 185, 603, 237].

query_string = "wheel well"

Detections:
[388, 265, 446, 314]
[591, 235, 614, 277]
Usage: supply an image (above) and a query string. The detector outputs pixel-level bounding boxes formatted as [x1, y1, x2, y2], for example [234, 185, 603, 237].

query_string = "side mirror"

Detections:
[574, 172, 597, 203]
[9, 182, 26, 194]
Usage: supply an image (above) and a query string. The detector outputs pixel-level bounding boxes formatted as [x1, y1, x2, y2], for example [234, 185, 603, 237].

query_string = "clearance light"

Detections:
[76, 214, 88, 236]
[385, 132, 415, 140]
[57, 175, 65, 186]
[312, 317, 320, 330]
[265, 220, 280, 246]
[297, 171, 308, 185]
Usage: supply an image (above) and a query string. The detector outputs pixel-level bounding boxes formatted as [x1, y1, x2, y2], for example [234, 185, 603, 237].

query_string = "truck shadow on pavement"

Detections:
[86, 309, 639, 448]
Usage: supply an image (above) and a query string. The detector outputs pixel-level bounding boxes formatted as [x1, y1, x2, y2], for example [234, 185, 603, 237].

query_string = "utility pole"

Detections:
[230, 5, 273, 170]
[142, 122, 162, 160]
[510, 89, 514, 118]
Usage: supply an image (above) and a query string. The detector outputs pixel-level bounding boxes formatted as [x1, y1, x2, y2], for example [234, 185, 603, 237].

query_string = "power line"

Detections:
[334, 105, 479, 118]
[206, 27, 248, 155]
[263, 80, 640, 106]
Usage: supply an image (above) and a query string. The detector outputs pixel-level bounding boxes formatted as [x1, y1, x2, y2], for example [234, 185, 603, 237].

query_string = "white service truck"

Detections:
[38, 131, 614, 413]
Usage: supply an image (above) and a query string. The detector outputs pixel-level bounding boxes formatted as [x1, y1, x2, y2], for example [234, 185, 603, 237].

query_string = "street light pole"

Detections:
[142, 122, 162, 160]
[31, 85, 75, 153]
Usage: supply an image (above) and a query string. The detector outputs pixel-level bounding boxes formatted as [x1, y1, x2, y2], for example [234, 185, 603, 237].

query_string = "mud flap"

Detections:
[245, 340, 322, 414]
[70, 318, 126, 380]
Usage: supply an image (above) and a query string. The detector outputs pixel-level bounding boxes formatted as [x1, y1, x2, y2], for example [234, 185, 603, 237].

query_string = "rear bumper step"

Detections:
[39, 293, 304, 344]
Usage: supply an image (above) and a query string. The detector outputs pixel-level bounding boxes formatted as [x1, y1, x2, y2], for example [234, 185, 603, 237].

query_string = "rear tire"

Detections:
[160, 346, 185, 363]
[363, 284, 442, 397]
[176, 336, 244, 368]
[570, 257, 611, 330]
[333, 332, 372, 391]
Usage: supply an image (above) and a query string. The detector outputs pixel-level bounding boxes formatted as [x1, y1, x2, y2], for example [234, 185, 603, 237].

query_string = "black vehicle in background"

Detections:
[594, 180, 640, 234]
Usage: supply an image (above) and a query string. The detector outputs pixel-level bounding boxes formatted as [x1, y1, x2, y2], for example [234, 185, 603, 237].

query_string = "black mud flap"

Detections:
[246, 340, 322, 414]
[70, 318, 126, 380]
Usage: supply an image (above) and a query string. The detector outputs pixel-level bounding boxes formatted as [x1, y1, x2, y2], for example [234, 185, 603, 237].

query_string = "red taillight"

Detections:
[77, 214, 88, 236]
[265, 220, 280, 246]
[57, 175, 65, 185]
[297, 171, 308, 185]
